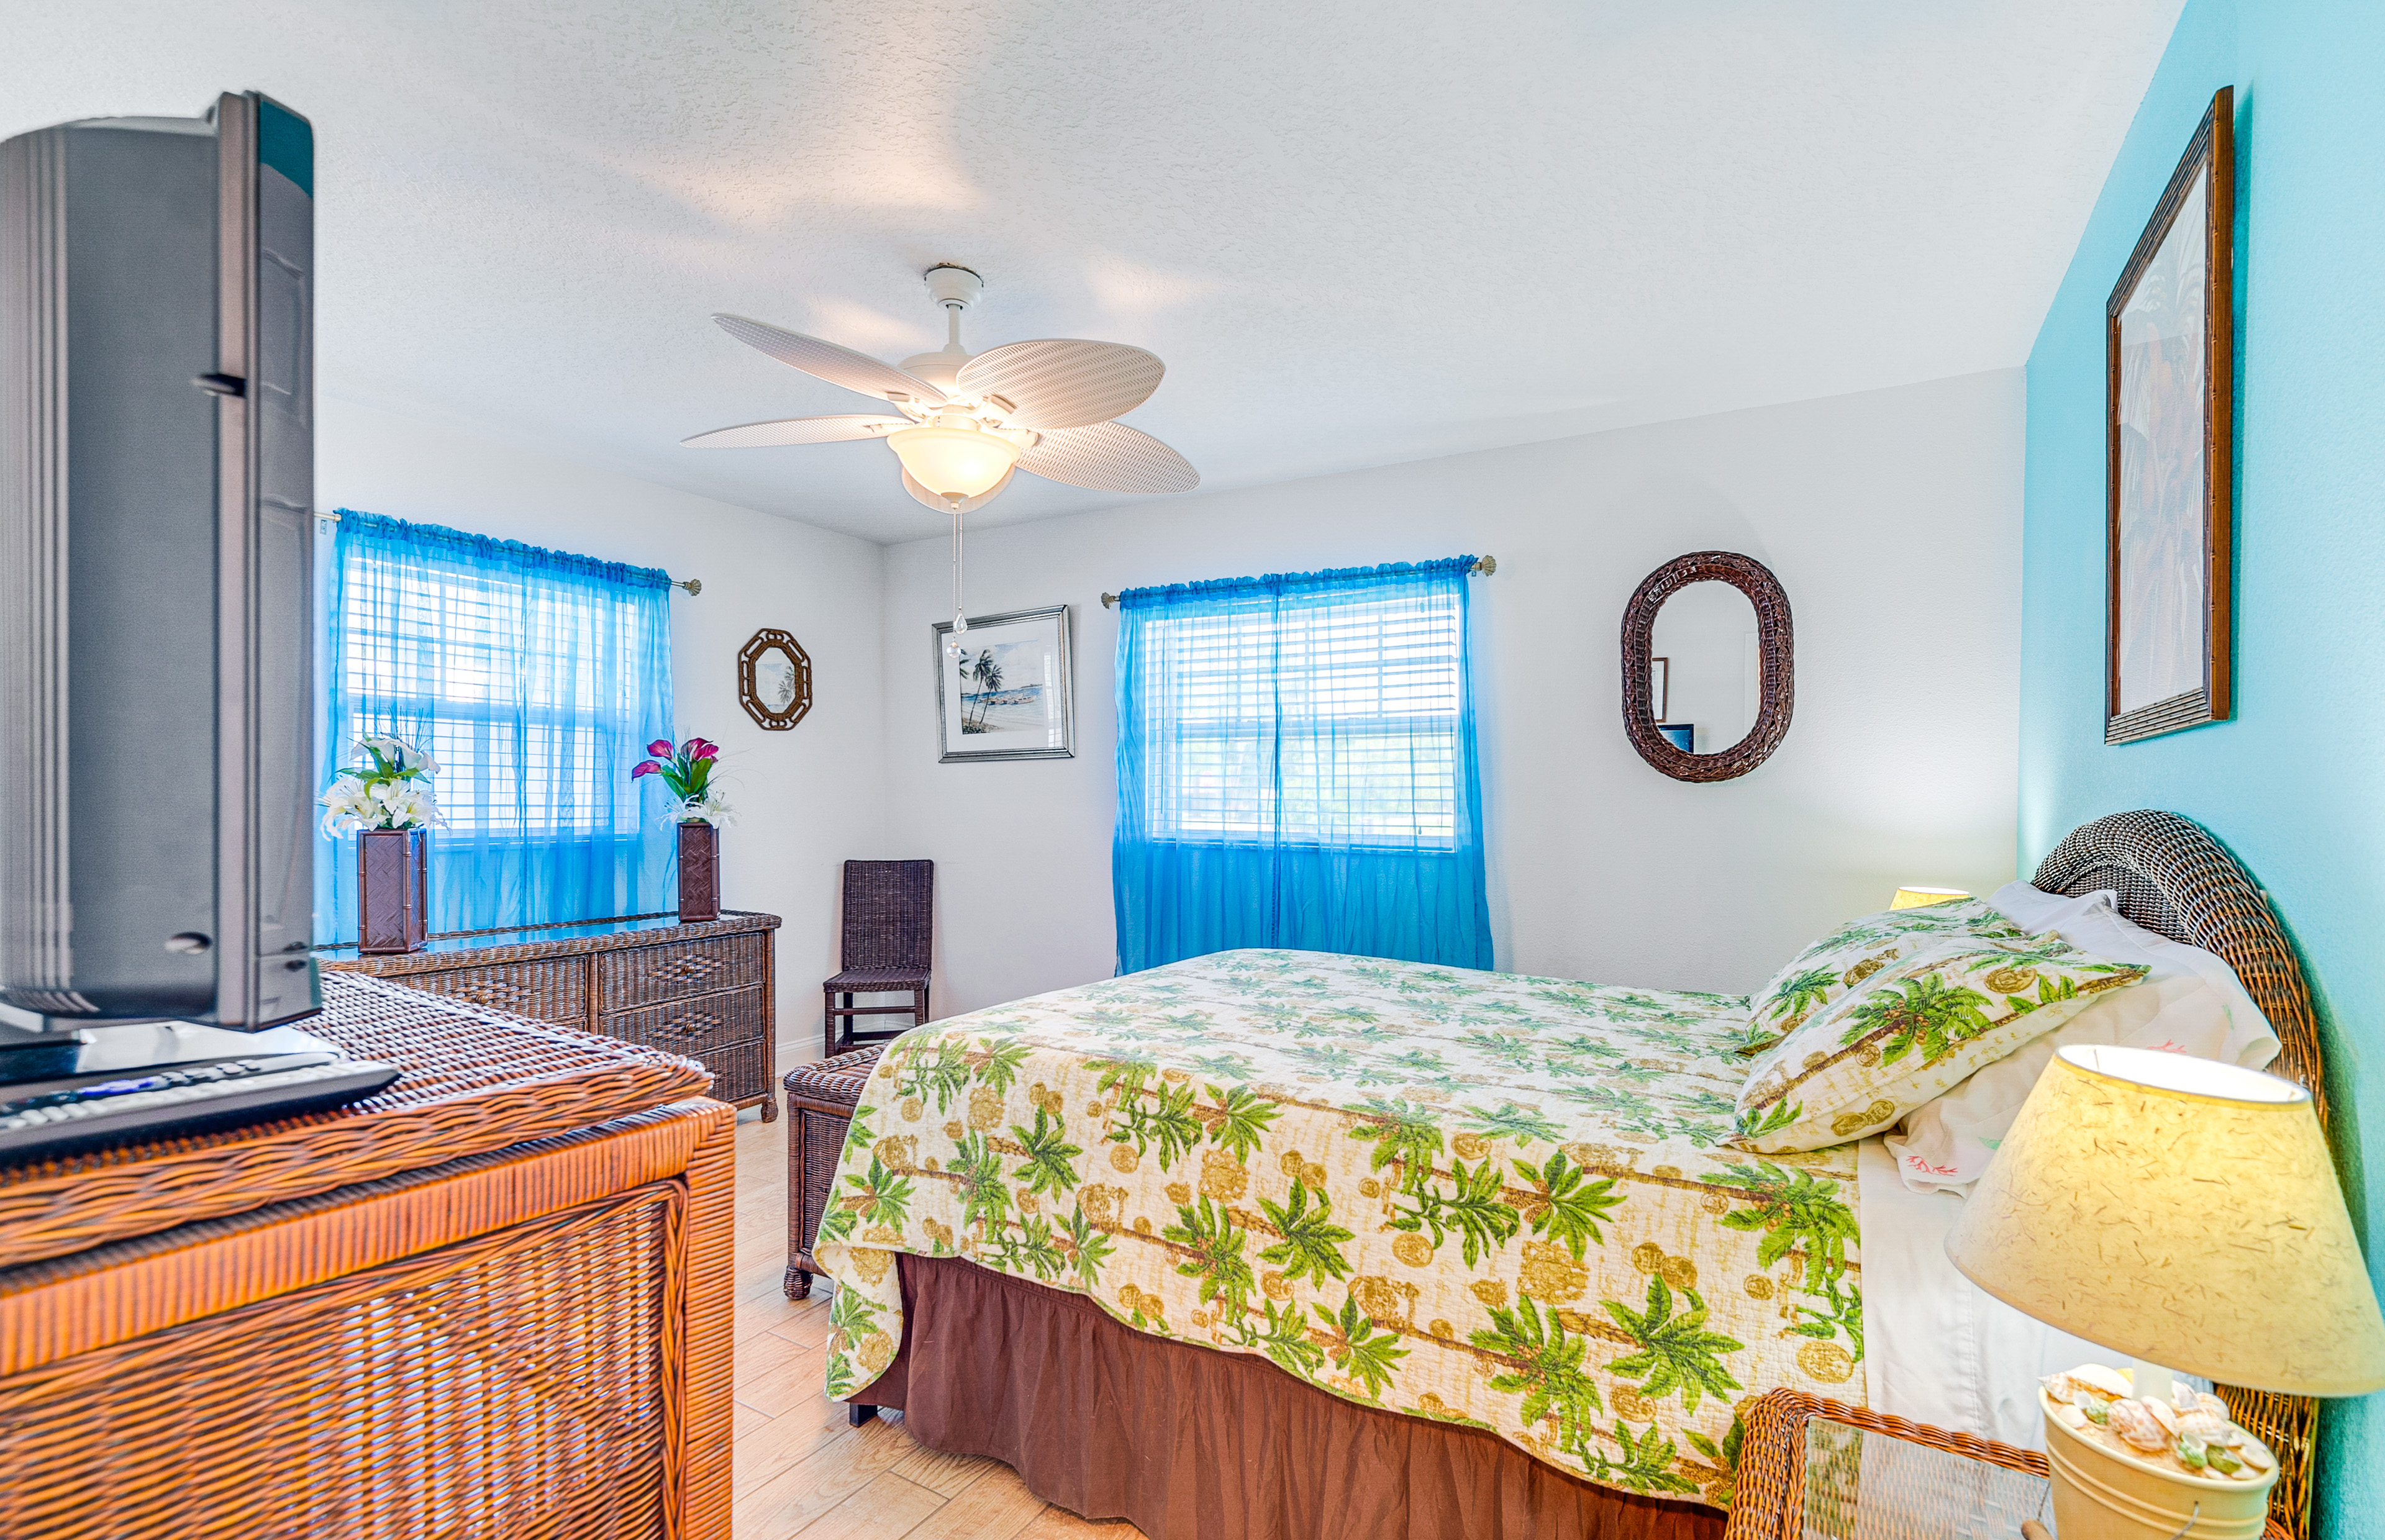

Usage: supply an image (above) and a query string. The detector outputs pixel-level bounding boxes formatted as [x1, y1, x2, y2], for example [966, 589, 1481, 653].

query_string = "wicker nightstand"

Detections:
[1727, 1392, 2056, 1540]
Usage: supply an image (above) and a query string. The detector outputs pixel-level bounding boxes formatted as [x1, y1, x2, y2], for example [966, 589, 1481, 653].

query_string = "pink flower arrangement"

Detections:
[632, 736, 732, 824]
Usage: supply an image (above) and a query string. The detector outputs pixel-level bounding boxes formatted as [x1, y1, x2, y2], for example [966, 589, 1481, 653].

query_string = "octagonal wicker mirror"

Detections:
[1621, 550, 1792, 782]
[739, 628, 814, 730]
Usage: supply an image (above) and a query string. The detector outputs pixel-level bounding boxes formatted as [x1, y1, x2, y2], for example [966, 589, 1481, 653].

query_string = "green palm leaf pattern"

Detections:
[1602, 1274, 1745, 1414]
[1711, 1161, 1859, 1293]
[842, 1154, 914, 1228]
[1586, 1420, 1701, 1496]
[1392, 1156, 1522, 1267]
[899, 1040, 974, 1113]
[820, 1287, 884, 1401]
[1319, 1292, 1408, 1400]
[1840, 971, 1992, 1066]
[1204, 1083, 1283, 1162]
[1237, 1296, 1327, 1377]
[991, 1214, 1068, 1280]
[1346, 1097, 1445, 1195]
[1113, 1077, 1204, 1170]
[1512, 1148, 1625, 1259]
[1061, 1202, 1114, 1289]
[950, 1130, 1012, 1233]
[1470, 1295, 1602, 1453]
[1760, 966, 1838, 1023]
[968, 1040, 1035, 1094]
[1009, 1107, 1084, 1198]
[1163, 1195, 1255, 1313]
[1460, 1100, 1566, 1146]
[1257, 1180, 1356, 1285]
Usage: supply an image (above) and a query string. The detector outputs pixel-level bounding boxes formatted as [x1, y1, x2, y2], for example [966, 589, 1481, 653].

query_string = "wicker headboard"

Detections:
[2030, 807, 2322, 1540]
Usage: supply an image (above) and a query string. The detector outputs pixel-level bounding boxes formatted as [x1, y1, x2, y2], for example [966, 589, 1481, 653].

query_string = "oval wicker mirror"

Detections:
[1621, 551, 1792, 782]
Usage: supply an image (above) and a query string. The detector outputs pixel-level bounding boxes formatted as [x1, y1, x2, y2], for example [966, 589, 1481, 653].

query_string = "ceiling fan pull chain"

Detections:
[948, 499, 970, 658]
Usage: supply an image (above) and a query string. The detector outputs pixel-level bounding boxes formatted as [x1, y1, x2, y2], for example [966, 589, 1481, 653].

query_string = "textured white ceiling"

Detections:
[7, 0, 2181, 543]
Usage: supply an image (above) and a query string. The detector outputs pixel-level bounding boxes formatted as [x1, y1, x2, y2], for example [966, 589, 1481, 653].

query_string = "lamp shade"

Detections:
[887, 424, 1021, 500]
[1889, 886, 1969, 910]
[1945, 1044, 2385, 1397]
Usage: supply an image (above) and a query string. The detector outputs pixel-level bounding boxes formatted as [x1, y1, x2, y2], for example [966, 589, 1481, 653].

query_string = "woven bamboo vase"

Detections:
[357, 827, 428, 954]
[678, 822, 720, 923]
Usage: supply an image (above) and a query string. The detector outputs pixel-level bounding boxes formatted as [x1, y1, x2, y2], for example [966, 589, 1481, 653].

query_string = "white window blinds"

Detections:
[1130, 583, 1465, 848]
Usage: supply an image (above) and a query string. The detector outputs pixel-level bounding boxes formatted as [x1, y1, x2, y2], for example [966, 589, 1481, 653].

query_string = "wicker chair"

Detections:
[822, 859, 934, 1056]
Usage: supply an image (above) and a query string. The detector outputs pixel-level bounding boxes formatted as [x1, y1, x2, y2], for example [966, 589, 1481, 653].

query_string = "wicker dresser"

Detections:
[0, 971, 735, 1539]
[322, 910, 782, 1120]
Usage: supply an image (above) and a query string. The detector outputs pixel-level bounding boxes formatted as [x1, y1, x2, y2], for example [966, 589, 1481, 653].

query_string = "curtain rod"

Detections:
[1100, 554, 1494, 609]
[309, 509, 702, 593]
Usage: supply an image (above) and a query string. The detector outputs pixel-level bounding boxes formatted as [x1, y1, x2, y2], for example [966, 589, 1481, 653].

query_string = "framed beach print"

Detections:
[2106, 86, 2233, 745]
[934, 604, 1074, 762]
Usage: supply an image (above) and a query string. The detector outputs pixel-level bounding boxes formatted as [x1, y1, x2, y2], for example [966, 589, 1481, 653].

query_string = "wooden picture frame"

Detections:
[738, 628, 813, 730]
[2106, 86, 2234, 745]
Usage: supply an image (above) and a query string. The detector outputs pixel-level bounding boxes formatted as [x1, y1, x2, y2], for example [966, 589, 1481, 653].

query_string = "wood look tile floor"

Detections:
[730, 1073, 1150, 1540]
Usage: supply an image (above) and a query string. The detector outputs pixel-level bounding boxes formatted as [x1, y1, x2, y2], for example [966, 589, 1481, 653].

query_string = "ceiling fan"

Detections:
[682, 263, 1198, 515]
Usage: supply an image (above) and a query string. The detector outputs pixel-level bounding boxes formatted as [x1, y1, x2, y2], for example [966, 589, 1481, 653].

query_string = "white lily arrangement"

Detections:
[320, 733, 445, 835]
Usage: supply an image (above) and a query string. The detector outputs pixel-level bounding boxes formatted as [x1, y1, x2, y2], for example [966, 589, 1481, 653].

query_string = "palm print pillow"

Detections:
[1737, 899, 2034, 1058]
[1732, 932, 2148, 1154]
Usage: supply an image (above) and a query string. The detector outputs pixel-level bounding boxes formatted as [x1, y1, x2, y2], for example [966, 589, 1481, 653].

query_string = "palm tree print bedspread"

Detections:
[812, 949, 1865, 1509]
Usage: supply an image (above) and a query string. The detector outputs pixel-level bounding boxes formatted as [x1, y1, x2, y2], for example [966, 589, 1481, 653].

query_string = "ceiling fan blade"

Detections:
[1015, 422, 1198, 495]
[955, 339, 1162, 430]
[680, 414, 907, 448]
[901, 464, 1016, 513]
[712, 314, 947, 405]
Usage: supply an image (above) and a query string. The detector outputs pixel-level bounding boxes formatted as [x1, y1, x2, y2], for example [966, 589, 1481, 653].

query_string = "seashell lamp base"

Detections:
[2040, 1390, 2275, 1539]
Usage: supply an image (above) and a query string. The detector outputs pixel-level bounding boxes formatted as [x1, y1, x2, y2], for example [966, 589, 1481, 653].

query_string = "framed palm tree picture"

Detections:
[2106, 86, 2234, 745]
[933, 604, 1074, 762]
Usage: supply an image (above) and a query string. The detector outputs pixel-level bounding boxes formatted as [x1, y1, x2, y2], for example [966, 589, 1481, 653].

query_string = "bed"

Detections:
[809, 811, 2324, 1540]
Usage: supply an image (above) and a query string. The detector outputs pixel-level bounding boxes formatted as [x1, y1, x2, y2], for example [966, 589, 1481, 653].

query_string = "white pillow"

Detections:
[1987, 881, 2278, 1065]
[1984, 882, 2119, 935]
[1885, 882, 2281, 1194]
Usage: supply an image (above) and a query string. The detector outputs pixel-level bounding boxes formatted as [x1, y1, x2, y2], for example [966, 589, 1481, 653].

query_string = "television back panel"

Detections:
[0, 94, 317, 1029]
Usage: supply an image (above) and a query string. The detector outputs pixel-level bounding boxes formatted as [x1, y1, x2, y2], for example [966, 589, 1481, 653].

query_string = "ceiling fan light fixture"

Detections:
[886, 423, 1022, 500]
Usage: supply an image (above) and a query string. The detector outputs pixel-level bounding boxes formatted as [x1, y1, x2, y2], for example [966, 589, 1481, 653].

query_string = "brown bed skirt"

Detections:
[858, 1254, 1725, 1540]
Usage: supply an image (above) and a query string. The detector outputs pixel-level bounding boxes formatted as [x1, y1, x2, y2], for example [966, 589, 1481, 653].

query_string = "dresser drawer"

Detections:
[397, 958, 588, 1025]
[598, 985, 766, 1058]
[701, 1036, 771, 1106]
[599, 933, 766, 1010]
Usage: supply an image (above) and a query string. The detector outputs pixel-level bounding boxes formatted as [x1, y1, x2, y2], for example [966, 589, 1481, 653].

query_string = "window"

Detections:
[1113, 558, 1491, 973]
[317, 511, 676, 941]
[1133, 586, 1464, 848]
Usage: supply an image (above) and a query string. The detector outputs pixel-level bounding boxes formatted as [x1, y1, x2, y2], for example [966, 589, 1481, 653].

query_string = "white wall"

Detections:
[317, 397, 886, 1050]
[881, 369, 2025, 1015]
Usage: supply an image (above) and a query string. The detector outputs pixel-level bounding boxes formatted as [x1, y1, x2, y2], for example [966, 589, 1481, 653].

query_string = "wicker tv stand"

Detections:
[322, 910, 782, 1120]
[0, 971, 735, 1539]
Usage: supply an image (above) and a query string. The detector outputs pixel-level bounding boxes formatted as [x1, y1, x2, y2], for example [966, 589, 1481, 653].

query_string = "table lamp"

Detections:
[1945, 1044, 2385, 1538]
[1889, 885, 1969, 910]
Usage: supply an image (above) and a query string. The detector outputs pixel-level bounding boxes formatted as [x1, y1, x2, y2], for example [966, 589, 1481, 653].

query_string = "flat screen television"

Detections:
[1, 93, 321, 1079]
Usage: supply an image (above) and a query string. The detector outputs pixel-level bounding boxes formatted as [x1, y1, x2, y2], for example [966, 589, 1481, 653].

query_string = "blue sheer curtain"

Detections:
[1113, 556, 1492, 973]
[317, 511, 676, 943]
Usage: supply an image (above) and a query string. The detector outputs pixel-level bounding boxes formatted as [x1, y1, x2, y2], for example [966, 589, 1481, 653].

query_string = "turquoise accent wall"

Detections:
[2022, 3, 2385, 1530]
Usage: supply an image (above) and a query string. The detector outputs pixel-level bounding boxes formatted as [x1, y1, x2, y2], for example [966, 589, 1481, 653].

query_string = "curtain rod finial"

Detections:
[1102, 592, 1119, 609]
[1472, 556, 1496, 576]
[675, 578, 702, 596]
